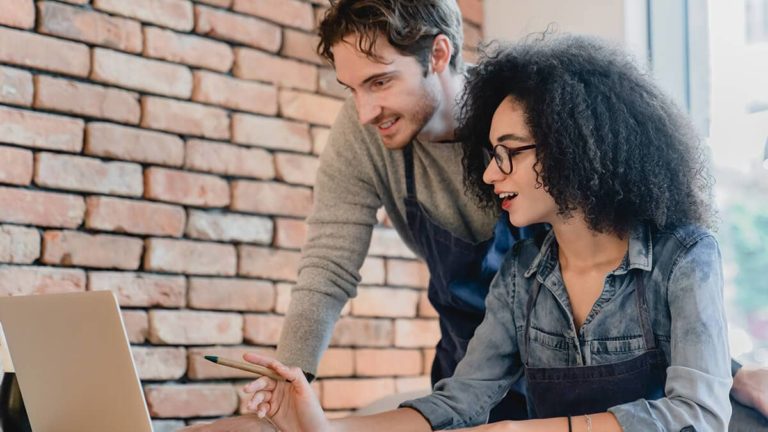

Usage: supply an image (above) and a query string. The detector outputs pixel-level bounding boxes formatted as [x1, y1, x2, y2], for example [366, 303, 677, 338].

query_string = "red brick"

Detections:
[355, 349, 422, 377]
[37, 1, 142, 52]
[418, 291, 438, 318]
[396, 376, 431, 393]
[423, 348, 435, 373]
[145, 238, 237, 276]
[186, 210, 273, 244]
[142, 96, 230, 139]
[458, 0, 483, 26]
[369, 227, 417, 259]
[274, 152, 319, 186]
[463, 22, 482, 49]
[145, 384, 238, 418]
[281, 28, 323, 65]
[386, 259, 429, 288]
[123, 310, 148, 343]
[0, 146, 33, 186]
[0, 66, 33, 106]
[317, 348, 355, 378]
[0, 225, 40, 264]
[330, 317, 392, 347]
[193, 70, 277, 115]
[0, 0, 35, 29]
[144, 26, 233, 72]
[232, 0, 313, 31]
[188, 277, 275, 312]
[42, 230, 143, 269]
[352, 287, 419, 318]
[274, 282, 292, 314]
[196, 0, 231, 7]
[243, 314, 283, 345]
[35, 152, 143, 197]
[132, 346, 187, 380]
[34, 75, 140, 124]
[238, 246, 300, 281]
[145, 167, 229, 207]
[394, 319, 440, 348]
[0, 265, 85, 296]
[318, 67, 347, 99]
[360, 257, 386, 285]
[231, 181, 312, 218]
[88, 271, 186, 307]
[279, 89, 343, 127]
[149, 309, 243, 345]
[234, 47, 318, 92]
[273, 218, 306, 250]
[185, 139, 274, 179]
[0, 186, 84, 228]
[92, 48, 192, 98]
[195, 5, 280, 52]
[86, 196, 186, 237]
[86, 122, 184, 167]
[231, 113, 311, 152]
[321, 378, 395, 410]
[187, 346, 275, 379]
[0, 27, 89, 77]
[0, 105, 84, 152]
[94, 0, 193, 32]
[311, 126, 330, 155]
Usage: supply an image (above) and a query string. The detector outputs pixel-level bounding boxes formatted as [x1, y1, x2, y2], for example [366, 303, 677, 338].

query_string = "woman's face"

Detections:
[482, 96, 559, 227]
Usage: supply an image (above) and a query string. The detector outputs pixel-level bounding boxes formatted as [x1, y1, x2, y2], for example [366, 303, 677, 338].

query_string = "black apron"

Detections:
[401, 145, 531, 421]
[523, 275, 668, 418]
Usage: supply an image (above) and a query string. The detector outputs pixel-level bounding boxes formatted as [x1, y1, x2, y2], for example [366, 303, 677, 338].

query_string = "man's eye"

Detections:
[372, 79, 389, 89]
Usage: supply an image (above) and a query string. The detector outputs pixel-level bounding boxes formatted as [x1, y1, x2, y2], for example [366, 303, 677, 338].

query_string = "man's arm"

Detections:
[276, 100, 384, 376]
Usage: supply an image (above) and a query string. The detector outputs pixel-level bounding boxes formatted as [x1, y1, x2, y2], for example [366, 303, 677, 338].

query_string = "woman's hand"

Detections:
[241, 353, 331, 432]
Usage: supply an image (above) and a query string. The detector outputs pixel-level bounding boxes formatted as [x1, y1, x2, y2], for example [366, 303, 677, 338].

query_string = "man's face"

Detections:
[333, 34, 442, 149]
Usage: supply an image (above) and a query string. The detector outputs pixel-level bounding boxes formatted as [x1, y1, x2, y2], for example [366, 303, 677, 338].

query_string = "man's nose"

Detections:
[355, 94, 382, 125]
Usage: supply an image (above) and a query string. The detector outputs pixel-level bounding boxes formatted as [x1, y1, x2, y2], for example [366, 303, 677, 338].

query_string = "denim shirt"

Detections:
[401, 223, 732, 431]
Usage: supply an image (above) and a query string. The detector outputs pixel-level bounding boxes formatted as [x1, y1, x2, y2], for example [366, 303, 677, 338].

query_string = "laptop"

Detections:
[0, 291, 154, 432]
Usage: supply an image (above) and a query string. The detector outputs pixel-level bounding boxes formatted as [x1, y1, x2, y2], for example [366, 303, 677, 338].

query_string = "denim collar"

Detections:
[524, 222, 654, 279]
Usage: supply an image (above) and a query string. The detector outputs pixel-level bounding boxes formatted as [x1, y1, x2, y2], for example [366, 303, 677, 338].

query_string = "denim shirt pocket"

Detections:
[589, 335, 648, 364]
[525, 326, 571, 366]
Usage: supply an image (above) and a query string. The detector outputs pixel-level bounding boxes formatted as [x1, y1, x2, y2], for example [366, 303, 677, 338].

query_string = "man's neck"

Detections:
[417, 71, 465, 143]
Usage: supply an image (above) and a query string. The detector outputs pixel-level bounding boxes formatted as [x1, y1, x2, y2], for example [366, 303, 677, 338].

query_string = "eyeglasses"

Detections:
[483, 144, 536, 175]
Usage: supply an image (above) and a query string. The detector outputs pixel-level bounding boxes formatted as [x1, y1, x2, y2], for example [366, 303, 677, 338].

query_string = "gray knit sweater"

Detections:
[275, 98, 497, 374]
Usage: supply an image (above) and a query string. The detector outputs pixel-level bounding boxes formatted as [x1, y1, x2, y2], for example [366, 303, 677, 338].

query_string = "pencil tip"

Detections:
[204, 355, 218, 362]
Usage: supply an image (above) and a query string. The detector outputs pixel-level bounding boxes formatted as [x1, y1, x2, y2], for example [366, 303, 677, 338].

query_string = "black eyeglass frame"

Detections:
[484, 144, 536, 175]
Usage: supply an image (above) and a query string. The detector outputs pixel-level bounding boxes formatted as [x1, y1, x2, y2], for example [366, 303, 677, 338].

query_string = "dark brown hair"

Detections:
[317, 0, 465, 73]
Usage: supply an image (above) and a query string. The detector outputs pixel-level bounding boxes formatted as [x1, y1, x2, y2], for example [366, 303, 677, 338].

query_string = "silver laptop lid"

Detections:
[0, 291, 153, 432]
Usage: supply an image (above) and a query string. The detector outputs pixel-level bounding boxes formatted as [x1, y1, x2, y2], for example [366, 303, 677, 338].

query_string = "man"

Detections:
[184, 1, 766, 430]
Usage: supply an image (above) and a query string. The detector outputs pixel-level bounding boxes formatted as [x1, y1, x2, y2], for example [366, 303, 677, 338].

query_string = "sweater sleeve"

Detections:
[276, 100, 384, 375]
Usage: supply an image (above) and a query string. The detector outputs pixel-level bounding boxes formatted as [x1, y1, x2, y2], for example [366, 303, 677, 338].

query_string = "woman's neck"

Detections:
[551, 215, 629, 272]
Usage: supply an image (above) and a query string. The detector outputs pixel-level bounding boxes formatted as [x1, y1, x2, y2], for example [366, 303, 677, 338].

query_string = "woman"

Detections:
[239, 35, 732, 432]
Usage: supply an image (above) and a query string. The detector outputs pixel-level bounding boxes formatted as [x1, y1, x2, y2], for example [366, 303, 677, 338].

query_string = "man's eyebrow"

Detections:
[336, 72, 395, 88]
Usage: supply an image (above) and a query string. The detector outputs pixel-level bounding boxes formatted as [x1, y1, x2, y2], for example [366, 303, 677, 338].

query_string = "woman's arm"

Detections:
[606, 234, 732, 431]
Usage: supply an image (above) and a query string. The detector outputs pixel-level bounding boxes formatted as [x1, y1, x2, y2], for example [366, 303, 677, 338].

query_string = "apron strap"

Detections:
[634, 274, 657, 350]
[523, 278, 543, 366]
[403, 145, 417, 199]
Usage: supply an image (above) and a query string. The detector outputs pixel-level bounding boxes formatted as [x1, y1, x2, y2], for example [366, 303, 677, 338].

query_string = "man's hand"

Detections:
[178, 414, 277, 432]
[732, 365, 768, 418]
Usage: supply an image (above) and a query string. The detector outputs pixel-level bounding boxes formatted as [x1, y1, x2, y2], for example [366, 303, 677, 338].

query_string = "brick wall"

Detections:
[0, 0, 483, 428]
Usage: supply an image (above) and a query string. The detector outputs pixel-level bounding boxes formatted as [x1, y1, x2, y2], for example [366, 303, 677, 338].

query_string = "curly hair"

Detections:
[460, 35, 715, 234]
[317, 0, 465, 73]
